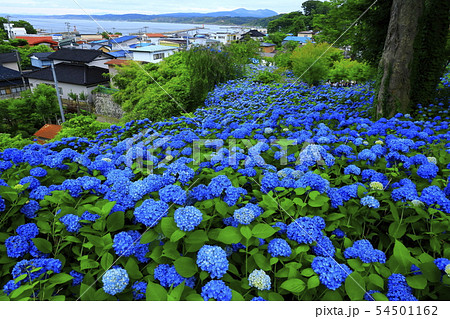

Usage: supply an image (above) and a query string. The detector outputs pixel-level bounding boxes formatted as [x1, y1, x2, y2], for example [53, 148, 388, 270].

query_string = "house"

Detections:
[108, 50, 131, 59]
[3, 23, 27, 38]
[130, 45, 177, 63]
[109, 35, 140, 51]
[210, 32, 240, 45]
[15, 36, 58, 50]
[159, 39, 187, 48]
[78, 34, 103, 42]
[24, 63, 109, 102]
[282, 36, 314, 46]
[143, 33, 167, 44]
[33, 124, 62, 144]
[240, 30, 266, 42]
[0, 66, 28, 99]
[29, 52, 53, 69]
[47, 49, 114, 70]
[104, 59, 132, 86]
[298, 31, 315, 38]
[260, 43, 276, 53]
[191, 37, 221, 47]
[0, 52, 20, 71]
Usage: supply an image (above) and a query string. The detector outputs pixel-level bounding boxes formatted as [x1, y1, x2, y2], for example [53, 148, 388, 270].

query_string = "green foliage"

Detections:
[0, 43, 52, 69]
[54, 114, 111, 141]
[0, 18, 37, 40]
[328, 59, 376, 83]
[253, 70, 282, 84]
[265, 32, 287, 48]
[224, 40, 260, 66]
[0, 84, 60, 137]
[0, 133, 32, 151]
[268, 11, 306, 34]
[290, 42, 343, 85]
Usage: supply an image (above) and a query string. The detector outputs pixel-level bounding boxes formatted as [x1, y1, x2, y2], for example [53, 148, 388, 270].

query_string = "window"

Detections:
[153, 53, 165, 60]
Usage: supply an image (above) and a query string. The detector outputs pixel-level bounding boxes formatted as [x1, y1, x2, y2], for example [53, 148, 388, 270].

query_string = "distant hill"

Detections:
[20, 8, 279, 26]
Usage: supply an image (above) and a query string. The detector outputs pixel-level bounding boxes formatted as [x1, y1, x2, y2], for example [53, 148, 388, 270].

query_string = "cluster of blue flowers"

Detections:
[248, 269, 271, 290]
[386, 274, 418, 301]
[344, 239, 386, 263]
[201, 280, 232, 301]
[112, 230, 149, 262]
[153, 264, 195, 288]
[102, 267, 129, 295]
[196, 245, 229, 279]
[174, 206, 203, 231]
[311, 257, 352, 290]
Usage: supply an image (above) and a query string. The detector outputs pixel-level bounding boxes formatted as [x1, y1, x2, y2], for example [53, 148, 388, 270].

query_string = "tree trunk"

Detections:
[376, 0, 425, 118]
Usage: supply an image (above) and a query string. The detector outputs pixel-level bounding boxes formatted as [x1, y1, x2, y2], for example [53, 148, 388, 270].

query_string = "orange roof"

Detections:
[146, 33, 167, 38]
[16, 36, 58, 46]
[33, 124, 62, 140]
[105, 59, 131, 66]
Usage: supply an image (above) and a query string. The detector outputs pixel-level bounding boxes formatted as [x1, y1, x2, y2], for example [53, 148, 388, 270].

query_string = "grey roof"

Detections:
[0, 65, 23, 87]
[48, 48, 113, 63]
[0, 52, 18, 64]
[25, 62, 109, 86]
[29, 52, 53, 61]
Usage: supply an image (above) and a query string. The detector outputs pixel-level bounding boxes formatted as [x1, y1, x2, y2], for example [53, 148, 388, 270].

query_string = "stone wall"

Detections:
[92, 93, 124, 119]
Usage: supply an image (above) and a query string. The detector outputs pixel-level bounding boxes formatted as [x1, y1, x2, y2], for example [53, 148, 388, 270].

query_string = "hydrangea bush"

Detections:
[0, 70, 449, 301]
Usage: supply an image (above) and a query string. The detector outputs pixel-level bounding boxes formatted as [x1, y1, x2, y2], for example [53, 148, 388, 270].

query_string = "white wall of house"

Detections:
[132, 49, 176, 63]
[87, 57, 112, 69]
[28, 79, 104, 102]
[111, 39, 140, 51]
[1, 61, 19, 71]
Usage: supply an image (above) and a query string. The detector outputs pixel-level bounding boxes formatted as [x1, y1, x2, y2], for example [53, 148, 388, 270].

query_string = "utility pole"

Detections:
[50, 62, 66, 123]
[14, 50, 25, 87]
[5, 15, 13, 39]
[65, 22, 71, 37]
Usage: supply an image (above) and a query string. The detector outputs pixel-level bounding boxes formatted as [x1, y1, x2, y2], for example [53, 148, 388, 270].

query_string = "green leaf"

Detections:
[101, 200, 116, 215]
[388, 221, 407, 238]
[253, 253, 271, 271]
[100, 253, 114, 270]
[31, 238, 52, 254]
[252, 223, 276, 239]
[300, 268, 315, 277]
[308, 191, 320, 200]
[307, 276, 320, 289]
[140, 230, 158, 244]
[215, 200, 230, 217]
[390, 240, 414, 273]
[168, 282, 185, 301]
[345, 272, 365, 301]
[125, 258, 142, 280]
[231, 290, 245, 301]
[280, 278, 306, 294]
[49, 273, 74, 284]
[106, 211, 124, 232]
[368, 274, 384, 289]
[419, 262, 441, 283]
[406, 275, 427, 290]
[174, 257, 198, 278]
[80, 259, 99, 270]
[170, 229, 186, 242]
[84, 234, 103, 248]
[240, 225, 252, 239]
[185, 230, 208, 245]
[217, 226, 242, 244]
[146, 282, 167, 301]
[161, 217, 177, 238]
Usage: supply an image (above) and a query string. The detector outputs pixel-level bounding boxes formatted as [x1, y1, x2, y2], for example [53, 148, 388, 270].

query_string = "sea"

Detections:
[13, 16, 241, 35]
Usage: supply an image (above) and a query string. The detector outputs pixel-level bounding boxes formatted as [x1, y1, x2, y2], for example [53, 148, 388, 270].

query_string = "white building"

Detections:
[3, 23, 27, 39]
[130, 45, 178, 63]
[210, 32, 240, 45]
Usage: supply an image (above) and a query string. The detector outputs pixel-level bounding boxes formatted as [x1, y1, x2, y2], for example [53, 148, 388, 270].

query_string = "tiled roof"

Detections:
[25, 62, 109, 86]
[104, 59, 131, 66]
[0, 52, 18, 64]
[48, 48, 114, 63]
[0, 66, 23, 87]
[260, 42, 276, 47]
[145, 33, 167, 38]
[28, 52, 53, 61]
[108, 50, 131, 58]
[33, 124, 62, 140]
[111, 35, 138, 44]
[15, 36, 58, 46]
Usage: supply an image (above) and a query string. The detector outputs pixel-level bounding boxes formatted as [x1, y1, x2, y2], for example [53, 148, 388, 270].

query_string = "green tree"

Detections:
[265, 32, 287, 47]
[54, 114, 111, 141]
[268, 12, 306, 34]
[224, 40, 260, 65]
[290, 42, 342, 85]
[10, 20, 37, 34]
[0, 133, 32, 151]
[328, 58, 375, 83]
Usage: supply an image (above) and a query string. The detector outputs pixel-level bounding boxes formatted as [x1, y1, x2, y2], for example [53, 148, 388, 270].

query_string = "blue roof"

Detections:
[91, 40, 108, 44]
[129, 43, 154, 48]
[109, 50, 131, 58]
[283, 36, 313, 43]
[111, 35, 138, 44]
[130, 45, 177, 53]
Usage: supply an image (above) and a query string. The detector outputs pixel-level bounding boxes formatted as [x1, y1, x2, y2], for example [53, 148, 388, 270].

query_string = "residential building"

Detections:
[159, 38, 187, 48]
[47, 49, 114, 70]
[29, 52, 53, 69]
[260, 43, 276, 53]
[210, 32, 240, 45]
[0, 66, 28, 99]
[15, 36, 58, 50]
[240, 30, 266, 42]
[25, 63, 109, 102]
[0, 52, 20, 71]
[33, 124, 62, 144]
[282, 36, 314, 46]
[130, 45, 177, 63]
[143, 33, 167, 45]
[298, 31, 315, 38]
[109, 35, 140, 51]
[3, 23, 27, 38]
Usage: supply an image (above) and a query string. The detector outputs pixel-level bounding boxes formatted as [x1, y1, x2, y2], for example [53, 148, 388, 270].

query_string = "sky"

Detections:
[1, 0, 306, 16]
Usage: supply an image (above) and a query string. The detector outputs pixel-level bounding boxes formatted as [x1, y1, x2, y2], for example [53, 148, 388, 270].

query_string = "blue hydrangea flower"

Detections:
[80, 211, 100, 222]
[158, 184, 186, 205]
[0, 196, 5, 212]
[69, 270, 84, 286]
[417, 163, 439, 179]
[134, 199, 169, 227]
[174, 206, 203, 231]
[331, 228, 346, 238]
[311, 256, 352, 290]
[154, 264, 194, 288]
[248, 269, 271, 290]
[201, 280, 232, 301]
[344, 165, 361, 175]
[3, 279, 20, 296]
[102, 268, 129, 295]
[312, 236, 336, 257]
[344, 239, 386, 263]
[20, 200, 40, 219]
[16, 223, 39, 240]
[223, 186, 247, 206]
[5, 235, 30, 258]
[29, 167, 47, 178]
[208, 175, 232, 197]
[434, 258, 450, 271]
[360, 196, 380, 209]
[19, 176, 41, 190]
[294, 172, 330, 193]
[267, 238, 291, 258]
[11, 258, 62, 283]
[273, 222, 287, 234]
[386, 274, 417, 301]
[287, 216, 325, 244]
[197, 245, 229, 279]
[251, 296, 267, 301]
[60, 214, 82, 233]
[113, 231, 137, 257]
[132, 281, 147, 300]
